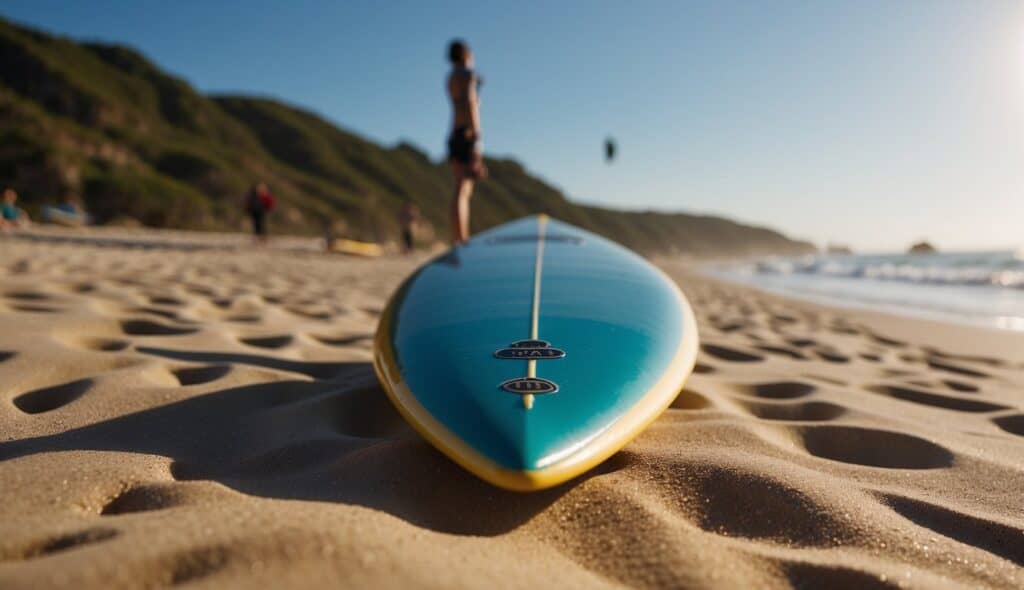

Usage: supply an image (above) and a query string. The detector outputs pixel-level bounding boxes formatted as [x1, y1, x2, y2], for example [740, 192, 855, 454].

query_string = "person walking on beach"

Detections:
[244, 182, 275, 243]
[398, 201, 420, 254]
[446, 39, 486, 245]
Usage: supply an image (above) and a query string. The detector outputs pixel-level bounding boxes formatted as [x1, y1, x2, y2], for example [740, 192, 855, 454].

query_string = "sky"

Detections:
[4, 0, 1023, 252]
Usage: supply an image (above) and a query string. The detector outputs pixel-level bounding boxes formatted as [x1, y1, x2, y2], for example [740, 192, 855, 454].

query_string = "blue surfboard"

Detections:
[374, 215, 699, 490]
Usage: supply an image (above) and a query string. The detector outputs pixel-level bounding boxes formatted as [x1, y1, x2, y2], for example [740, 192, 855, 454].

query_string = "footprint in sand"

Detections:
[128, 306, 192, 322]
[812, 348, 850, 364]
[224, 314, 262, 324]
[741, 400, 846, 422]
[681, 464, 855, 547]
[736, 381, 816, 400]
[925, 348, 1005, 367]
[769, 313, 799, 325]
[701, 343, 763, 363]
[68, 282, 97, 294]
[926, 357, 990, 379]
[781, 561, 901, 590]
[883, 494, 1024, 567]
[120, 319, 199, 337]
[311, 333, 373, 347]
[797, 425, 954, 469]
[286, 307, 333, 320]
[786, 338, 817, 348]
[238, 335, 293, 349]
[754, 344, 807, 360]
[100, 482, 225, 515]
[62, 336, 131, 352]
[866, 384, 1007, 413]
[868, 333, 907, 348]
[828, 324, 860, 336]
[3, 290, 54, 302]
[15, 527, 120, 560]
[992, 414, 1024, 437]
[942, 379, 979, 393]
[13, 378, 95, 414]
[147, 295, 185, 306]
[171, 364, 232, 386]
[9, 304, 63, 313]
[712, 321, 747, 333]
[209, 296, 235, 308]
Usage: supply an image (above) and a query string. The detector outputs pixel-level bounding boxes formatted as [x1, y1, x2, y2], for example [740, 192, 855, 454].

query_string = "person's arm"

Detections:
[467, 75, 481, 140]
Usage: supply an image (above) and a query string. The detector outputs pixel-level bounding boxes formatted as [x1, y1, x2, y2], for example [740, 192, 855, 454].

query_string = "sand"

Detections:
[2, 228, 1023, 589]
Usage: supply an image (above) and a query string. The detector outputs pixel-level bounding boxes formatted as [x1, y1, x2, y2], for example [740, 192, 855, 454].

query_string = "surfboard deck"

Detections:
[373, 215, 698, 491]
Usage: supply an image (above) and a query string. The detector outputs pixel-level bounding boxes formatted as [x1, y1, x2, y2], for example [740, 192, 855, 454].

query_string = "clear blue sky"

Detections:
[4, 1, 1023, 251]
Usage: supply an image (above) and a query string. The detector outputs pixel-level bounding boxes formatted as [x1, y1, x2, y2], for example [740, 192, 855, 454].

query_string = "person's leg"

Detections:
[449, 163, 475, 245]
[252, 211, 266, 243]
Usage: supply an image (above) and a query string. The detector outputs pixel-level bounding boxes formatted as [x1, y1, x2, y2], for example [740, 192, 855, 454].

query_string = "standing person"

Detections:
[244, 182, 275, 243]
[446, 39, 486, 245]
[398, 201, 420, 254]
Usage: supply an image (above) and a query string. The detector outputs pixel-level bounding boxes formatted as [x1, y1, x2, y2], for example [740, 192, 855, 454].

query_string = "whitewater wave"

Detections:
[732, 251, 1024, 289]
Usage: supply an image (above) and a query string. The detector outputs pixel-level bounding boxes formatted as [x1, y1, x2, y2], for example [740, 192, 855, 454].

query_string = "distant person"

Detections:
[398, 201, 420, 254]
[244, 182, 275, 242]
[43, 193, 89, 226]
[605, 137, 617, 163]
[322, 217, 337, 252]
[446, 39, 487, 245]
[0, 188, 30, 230]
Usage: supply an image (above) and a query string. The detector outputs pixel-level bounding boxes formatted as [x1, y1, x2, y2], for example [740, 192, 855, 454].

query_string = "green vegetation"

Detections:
[0, 17, 813, 256]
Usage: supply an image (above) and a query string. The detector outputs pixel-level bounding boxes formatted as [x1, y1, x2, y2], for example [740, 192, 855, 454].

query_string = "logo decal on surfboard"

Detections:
[499, 377, 559, 395]
[494, 340, 566, 360]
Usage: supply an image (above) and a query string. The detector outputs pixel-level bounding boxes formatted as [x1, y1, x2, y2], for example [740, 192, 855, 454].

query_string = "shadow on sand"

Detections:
[0, 357, 616, 536]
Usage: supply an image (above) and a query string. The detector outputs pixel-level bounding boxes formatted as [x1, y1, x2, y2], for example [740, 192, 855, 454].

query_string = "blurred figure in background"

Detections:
[244, 182, 275, 242]
[446, 39, 486, 245]
[0, 188, 30, 230]
[605, 136, 617, 163]
[43, 193, 89, 227]
[398, 201, 420, 254]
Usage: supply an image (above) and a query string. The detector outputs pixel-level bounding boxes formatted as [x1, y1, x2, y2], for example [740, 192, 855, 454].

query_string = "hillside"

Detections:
[0, 17, 813, 256]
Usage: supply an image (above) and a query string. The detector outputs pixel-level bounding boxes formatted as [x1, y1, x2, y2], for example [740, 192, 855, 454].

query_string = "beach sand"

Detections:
[2, 229, 1023, 589]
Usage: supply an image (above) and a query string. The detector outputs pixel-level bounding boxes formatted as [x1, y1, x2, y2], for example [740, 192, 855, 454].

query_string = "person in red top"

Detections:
[244, 182, 275, 242]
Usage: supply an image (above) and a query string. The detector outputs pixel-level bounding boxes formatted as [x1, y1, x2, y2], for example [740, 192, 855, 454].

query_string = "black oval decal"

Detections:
[494, 339, 566, 360]
[494, 347, 566, 359]
[500, 377, 559, 395]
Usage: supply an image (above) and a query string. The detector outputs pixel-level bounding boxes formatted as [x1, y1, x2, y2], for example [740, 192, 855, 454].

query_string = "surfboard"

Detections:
[328, 238, 383, 257]
[373, 215, 699, 491]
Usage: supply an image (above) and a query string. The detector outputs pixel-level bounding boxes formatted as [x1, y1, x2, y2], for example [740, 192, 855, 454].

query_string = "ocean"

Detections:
[708, 250, 1024, 332]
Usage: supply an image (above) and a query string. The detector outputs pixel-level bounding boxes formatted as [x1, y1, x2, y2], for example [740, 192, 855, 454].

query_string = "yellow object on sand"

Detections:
[329, 238, 383, 257]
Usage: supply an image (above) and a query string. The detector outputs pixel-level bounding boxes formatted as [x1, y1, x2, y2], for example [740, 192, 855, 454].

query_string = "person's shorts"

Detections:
[447, 127, 477, 164]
